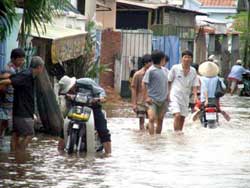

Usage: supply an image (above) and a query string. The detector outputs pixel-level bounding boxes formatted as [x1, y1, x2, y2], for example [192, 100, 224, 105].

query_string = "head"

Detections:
[198, 61, 219, 78]
[236, 59, 242, 65]
[161, 54, 169, 67]
[58, 75, 77, 95]
[181, 50, 193, 67]
[10, 48, 25, 68]
[141, 54, 152, 69]
[151, 50, 166, 66]
[30, 56, 44, 76]
[208, 54, 215, 62]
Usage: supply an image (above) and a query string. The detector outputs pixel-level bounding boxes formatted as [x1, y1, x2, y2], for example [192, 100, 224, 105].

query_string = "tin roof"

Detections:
[198, 0, 236, 7]
[117, 0, 207, 15]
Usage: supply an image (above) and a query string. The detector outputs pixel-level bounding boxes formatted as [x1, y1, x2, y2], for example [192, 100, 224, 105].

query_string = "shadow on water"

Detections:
[1, 94, 250, 188]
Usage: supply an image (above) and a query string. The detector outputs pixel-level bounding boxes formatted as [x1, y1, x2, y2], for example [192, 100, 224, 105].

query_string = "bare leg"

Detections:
[20, 136, 32, 149]
[139, 117, 145, 130]
[173, 113, 181, 131]
[221, 111, 231, 121]
[156, 109, 165, 134]
[174, 113, 185, 131]
[147, 108, 155, 135]
[11, 132, 19, 151]
[0, 120, 8, 136]
[103, 141, 111, 155]
[179, 116, 185, 131]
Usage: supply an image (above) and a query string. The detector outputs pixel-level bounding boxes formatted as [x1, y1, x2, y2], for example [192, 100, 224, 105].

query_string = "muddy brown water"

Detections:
[0, 95, 250, 188]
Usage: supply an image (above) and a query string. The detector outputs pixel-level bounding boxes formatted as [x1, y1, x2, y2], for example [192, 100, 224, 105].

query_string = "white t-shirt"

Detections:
[168, 64, 199, 106]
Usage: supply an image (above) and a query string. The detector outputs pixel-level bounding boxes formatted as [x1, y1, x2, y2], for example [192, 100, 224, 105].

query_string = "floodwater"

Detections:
[1, 95, 250, 188]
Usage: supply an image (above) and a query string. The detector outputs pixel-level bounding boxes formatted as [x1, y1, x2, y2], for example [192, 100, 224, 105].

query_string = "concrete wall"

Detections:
[96, 0, 116, 29]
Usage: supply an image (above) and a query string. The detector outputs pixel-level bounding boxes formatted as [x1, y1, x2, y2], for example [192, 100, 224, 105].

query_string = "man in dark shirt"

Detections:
[0, 56, 44, 150]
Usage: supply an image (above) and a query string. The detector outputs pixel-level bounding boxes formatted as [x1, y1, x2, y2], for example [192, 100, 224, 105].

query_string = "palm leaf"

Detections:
[0, 0, 17, 41]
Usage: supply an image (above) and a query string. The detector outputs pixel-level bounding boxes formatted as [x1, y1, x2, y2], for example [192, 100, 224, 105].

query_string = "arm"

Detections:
[142, 81, 152, 104]
[192, 86, 198, 103]
[0, 73, 11, 79]
[0, 79, 12, 86]
[131, 75, 137, 111]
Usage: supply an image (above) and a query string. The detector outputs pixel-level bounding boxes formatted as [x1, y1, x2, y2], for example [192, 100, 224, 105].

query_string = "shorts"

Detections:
[0, 108, 13, 131]
[148, 100, 168, 117]
[136, 104, 148, 118]
[169, 101, 189, 117]
[228, 77, 240, 91]
[13, 117, 35, 136]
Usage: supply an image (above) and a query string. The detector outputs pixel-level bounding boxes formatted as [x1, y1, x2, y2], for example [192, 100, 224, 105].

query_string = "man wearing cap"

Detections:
[58, 76, 111, 155]
[0, 56, 44, 150]
[228, 59, 248, 95]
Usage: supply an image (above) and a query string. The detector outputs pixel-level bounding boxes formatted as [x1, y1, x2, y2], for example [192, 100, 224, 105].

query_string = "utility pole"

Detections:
[244, 0, 250, 67]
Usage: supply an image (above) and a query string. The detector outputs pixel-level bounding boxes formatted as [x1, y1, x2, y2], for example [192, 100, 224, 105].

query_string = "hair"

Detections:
[10, 48, 25, 59]
[165, 54, 169, 62]
[141, 54, 152, 66]
[181, 50, 193, 58]
[151, 50, 165, 65]
[30, 56, 44, 68]
[191, 63, 199, 72]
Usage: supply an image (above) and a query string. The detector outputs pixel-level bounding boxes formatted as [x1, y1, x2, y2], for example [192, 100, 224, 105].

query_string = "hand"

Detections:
[66, 94, 75, 100]
[205, 100, 208, 107]
[146, 97, 153, 105]
[99, 97, 106, 103]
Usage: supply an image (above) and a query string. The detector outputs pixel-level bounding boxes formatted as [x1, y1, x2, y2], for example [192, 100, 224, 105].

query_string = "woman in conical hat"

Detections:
[196, 61, 230, 121]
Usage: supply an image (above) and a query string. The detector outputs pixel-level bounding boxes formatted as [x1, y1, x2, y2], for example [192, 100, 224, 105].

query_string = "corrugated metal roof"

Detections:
[117, 0, 207, 15]
[198, 0, 236, 7]
[30, 23, 86, 40]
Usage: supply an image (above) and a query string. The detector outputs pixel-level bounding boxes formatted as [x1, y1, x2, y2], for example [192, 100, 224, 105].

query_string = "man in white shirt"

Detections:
[168, 51, 199, 131]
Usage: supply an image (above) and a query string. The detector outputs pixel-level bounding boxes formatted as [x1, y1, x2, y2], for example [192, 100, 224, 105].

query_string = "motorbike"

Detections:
[63, 93, 103, 154]
[239, 72, 250, 96]
[200, 98, 219, 128]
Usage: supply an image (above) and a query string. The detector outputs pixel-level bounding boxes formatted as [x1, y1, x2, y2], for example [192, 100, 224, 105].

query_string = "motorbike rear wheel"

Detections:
[68, 129, 78, 154]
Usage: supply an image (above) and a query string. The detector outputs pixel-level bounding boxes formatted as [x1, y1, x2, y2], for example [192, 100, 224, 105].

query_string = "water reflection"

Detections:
[0, 95, 250, 188]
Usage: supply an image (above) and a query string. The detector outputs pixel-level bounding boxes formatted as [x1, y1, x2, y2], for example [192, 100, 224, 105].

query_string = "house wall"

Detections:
[164, 11, 196, 27]
[96, 0, 116, 29]
[99, 30, 122, 88]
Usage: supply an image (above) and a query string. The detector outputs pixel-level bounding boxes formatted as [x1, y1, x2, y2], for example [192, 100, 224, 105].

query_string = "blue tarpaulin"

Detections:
[152, 36, 180, 69]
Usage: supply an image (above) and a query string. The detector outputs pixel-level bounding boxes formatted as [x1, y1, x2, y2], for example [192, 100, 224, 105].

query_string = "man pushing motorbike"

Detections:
[57, 76, 111, 155]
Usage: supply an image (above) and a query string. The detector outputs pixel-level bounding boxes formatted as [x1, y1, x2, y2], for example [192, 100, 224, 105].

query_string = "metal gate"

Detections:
[115, 29, 153, 94]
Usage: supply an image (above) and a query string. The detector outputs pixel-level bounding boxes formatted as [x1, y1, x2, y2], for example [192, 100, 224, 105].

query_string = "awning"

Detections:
[30, 24, 87, 64]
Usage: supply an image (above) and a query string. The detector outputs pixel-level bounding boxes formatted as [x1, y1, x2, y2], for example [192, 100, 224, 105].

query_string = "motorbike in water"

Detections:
[62, 93, 103, 154]
[200, 98, 219, 129]
[239, 72, 250, 96]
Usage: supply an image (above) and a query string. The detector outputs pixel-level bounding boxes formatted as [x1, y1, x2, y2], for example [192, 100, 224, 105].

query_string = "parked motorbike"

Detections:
[63, 93, 103, 154]
[239, 72, 250, 96]
[200, 98, 219, 128]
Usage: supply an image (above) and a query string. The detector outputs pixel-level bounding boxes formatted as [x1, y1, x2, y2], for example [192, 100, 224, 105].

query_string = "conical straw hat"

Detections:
[198, 61, 219, 77]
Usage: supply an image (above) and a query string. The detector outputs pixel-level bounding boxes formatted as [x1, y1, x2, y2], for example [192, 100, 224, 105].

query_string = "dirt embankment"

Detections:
[103, 86, 135, 118]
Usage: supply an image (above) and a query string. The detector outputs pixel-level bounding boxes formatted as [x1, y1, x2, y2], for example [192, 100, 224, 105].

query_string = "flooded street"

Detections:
[1, 94, 250, 188]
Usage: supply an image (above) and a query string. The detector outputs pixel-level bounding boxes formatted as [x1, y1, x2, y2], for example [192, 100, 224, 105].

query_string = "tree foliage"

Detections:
[0, 0, 17, 41]
[0, 0, 71, 44]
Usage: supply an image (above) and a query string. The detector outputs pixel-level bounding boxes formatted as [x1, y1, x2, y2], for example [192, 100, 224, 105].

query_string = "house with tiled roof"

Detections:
[184, 0, 237, 26]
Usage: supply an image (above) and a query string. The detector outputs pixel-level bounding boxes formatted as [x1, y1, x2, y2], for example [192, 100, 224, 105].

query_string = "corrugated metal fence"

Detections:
[114, 30, 152, 95]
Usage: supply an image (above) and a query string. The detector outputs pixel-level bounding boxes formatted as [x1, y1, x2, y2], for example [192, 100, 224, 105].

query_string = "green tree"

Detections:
[232, 1, 250, 67]
[0, 0, 17, 41]
[0, 0, 71, 45]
